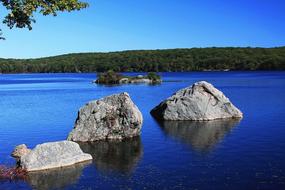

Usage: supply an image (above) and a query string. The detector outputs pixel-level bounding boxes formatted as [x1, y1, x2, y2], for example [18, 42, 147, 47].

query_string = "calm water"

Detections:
[0, 72, 285, 190]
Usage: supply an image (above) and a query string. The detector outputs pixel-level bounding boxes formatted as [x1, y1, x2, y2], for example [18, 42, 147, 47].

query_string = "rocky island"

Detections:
[94, 70, 162, 85]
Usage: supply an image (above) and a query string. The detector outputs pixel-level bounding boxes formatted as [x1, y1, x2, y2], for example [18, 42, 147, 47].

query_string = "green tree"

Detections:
[0, 47, 285, 73]
[147, 72, 161, 82]
[0, 0, 88, 39]
[96, 70, 123, 85]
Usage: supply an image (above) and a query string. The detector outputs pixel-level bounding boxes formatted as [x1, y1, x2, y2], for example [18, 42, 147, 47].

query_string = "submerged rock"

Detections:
[67, 92, 143, 142]
[151, 81, 243, 121]
[14, 141, 92, 172]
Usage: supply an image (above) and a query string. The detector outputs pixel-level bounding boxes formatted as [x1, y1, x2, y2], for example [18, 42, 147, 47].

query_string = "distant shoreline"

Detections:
[0, 47, 284, 73]
[1, 70, 285, 75]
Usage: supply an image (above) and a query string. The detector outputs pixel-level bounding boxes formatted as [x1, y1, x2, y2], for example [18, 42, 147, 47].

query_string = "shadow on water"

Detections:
[79, 137, 143, 175]
[157, 119, 241, 153]
[27, 161, 91, 190]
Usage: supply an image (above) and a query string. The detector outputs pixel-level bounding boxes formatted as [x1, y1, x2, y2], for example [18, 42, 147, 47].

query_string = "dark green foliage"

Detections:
[0, 0, 88, 39]
[95, 71, 162, 85]
[0, 47, 285, 73]
[147, 72, 161, 82]
[96, 70, 122, 84]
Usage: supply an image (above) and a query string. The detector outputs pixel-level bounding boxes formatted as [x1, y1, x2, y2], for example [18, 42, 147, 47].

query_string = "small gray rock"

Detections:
[67, 92, 143, 142]
[119, 78, 130, 84]
[130, 78, 152, 83]
[151, 81, 243, 121]
[18, 141, 92, 172]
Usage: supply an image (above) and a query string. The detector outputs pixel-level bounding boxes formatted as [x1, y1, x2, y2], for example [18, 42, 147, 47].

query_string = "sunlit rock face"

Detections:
[68, 93, 143, 142]
[17, 141, 92, 172]
[79, 137, 143, 174]
[158, 119, 241, 152]
[151, 81, 243, 121]
[27, 161, 91, 190]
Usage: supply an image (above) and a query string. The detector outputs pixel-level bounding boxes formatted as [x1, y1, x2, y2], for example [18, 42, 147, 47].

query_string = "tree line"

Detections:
[0, 47, 285, 73]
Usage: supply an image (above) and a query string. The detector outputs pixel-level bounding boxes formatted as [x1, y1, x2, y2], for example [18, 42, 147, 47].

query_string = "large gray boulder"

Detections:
[15, 141, 92, 172]
[151, 81, 243, 121]
[67, 92, 143, 142]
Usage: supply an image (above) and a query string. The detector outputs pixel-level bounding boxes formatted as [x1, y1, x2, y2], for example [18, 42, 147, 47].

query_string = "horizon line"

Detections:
[1, 45, 284, 60]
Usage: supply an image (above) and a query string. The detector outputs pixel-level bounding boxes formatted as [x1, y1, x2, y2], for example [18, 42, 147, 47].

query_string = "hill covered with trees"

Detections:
[0, 47, 285, 73]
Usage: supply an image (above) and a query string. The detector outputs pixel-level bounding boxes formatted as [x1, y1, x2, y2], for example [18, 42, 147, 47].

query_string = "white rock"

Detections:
[151, 81, 243, 121]
[130, 78, 152, 83]
[67, 92, 143, 142]
[119, 78, 130, 84]
[18, 141, 92, 172]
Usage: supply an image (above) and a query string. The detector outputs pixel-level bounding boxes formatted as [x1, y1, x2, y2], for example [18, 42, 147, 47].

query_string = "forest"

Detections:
[0, 47, 285, 73]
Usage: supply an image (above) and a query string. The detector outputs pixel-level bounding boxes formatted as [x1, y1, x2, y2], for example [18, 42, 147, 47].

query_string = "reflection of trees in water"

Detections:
[79, 137, 143, 174]
[27, 161, 91, 190]
[158, 119, 241, 152]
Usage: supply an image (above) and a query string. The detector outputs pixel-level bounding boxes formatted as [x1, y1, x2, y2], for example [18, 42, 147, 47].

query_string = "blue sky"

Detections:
[0, 0, 285, 58]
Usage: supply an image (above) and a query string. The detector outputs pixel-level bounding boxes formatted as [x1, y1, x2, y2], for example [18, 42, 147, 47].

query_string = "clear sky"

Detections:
[0, 0, 285, 58]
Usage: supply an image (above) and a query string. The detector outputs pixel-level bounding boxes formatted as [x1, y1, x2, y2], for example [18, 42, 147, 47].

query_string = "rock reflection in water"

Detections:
[27, 161, 91, 190]
[79, 137, 143, 174]
[158, 119, 241, 152]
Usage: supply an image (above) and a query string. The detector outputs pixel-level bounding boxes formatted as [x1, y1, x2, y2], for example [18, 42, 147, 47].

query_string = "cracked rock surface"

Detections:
[68, 92, 143, 142]
[151, 81, 243, 121]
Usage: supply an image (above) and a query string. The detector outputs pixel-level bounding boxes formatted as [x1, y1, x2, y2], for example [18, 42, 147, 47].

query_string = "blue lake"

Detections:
[0, 72, 285, 190]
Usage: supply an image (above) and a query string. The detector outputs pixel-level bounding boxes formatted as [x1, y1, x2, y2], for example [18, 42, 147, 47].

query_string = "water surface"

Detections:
[0, 72, 285, 189]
